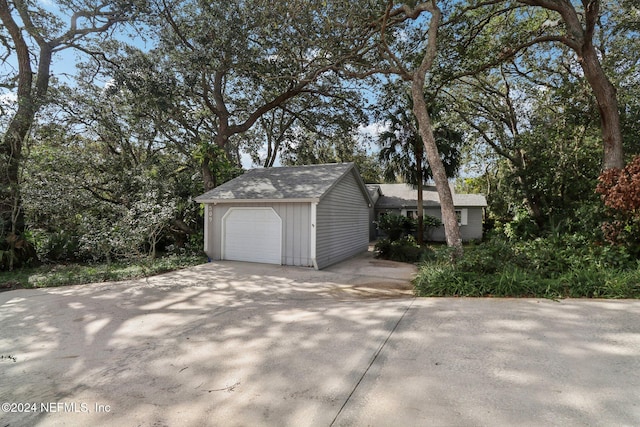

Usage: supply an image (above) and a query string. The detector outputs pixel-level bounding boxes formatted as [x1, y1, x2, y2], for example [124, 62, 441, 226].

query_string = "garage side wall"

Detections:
[206, 202, 313, 267]
[315, 172, 370, 269]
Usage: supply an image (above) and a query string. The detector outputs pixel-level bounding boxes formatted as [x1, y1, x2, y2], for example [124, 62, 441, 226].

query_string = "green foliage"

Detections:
[22, 123, 202, 264]
[1, 254, 207, 289]
[280, 129, 382, 183]
[374, 235, 432, 264]
[376, 90, 462, 185]
[421, 214, 443, 241]
[422, 215, 443, 229]
[375, 214, 416, 241]
[30, 229, 80, 262]
[414, 235, 640, 298]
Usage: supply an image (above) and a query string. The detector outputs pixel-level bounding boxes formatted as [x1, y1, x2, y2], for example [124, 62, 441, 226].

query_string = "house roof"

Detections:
[366, 184, 382, 198]
[195, 162, 372, 204]
[375, 183, 487, 209]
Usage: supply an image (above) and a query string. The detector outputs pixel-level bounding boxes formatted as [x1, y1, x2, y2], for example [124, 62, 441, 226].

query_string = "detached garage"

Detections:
[194, 163, 373, 270]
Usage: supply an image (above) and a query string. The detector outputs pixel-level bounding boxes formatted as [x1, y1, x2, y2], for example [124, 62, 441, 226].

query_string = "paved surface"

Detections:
[1, 252, 639, 426]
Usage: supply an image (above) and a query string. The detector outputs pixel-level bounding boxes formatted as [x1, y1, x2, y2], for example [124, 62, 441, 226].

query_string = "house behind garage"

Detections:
[194, 163, 373, 270]
[369, 183, 487, 242]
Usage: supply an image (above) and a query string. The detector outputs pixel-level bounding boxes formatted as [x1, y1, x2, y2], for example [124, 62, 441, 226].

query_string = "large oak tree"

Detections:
[111, 0, 382, 191]
[0, 0, 136, 269]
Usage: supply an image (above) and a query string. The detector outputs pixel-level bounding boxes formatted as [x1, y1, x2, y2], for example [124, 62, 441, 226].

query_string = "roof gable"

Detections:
[195, 163, 372, 204]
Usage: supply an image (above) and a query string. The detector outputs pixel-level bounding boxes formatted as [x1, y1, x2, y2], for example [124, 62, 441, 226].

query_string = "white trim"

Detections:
[204, 204, 210, 253]
[221, 207, 282, 264]
[310, 202, 318, 270]
[195, 198, 320, 204]
[456, 209, 468, 226]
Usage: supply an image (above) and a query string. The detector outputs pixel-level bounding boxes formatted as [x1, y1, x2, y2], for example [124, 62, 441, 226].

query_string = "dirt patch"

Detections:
[327, 280, 414, 300]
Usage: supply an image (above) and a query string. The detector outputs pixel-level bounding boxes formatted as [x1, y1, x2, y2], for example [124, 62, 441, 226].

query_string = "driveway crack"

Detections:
[329, 297, 416, 426]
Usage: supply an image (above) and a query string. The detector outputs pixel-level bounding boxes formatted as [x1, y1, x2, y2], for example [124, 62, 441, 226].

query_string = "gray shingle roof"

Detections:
[195, 163, 358, 202]
[375, 183, 487, 209]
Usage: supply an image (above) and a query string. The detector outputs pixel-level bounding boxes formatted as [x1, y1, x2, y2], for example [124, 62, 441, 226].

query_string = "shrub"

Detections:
[375, 214, 415, 241]
[414, 235, 640, 298]
[596, 155, 640, 256]
[422, 215, 443, 241]
[31, 229, 80, 262]
[375, 235, 432, 263]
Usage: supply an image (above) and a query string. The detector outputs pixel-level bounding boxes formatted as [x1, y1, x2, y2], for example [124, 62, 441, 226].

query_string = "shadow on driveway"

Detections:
[1, 257, 639, 426]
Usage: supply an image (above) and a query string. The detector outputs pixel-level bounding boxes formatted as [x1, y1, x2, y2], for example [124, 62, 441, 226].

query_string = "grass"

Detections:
[0, 254, 207, 289]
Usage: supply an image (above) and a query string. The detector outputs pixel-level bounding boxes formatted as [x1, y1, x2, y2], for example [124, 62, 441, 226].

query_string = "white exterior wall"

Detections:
[315, 171, 370, 269]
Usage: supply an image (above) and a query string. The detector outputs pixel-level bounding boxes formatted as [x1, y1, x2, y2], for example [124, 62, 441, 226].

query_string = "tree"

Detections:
[239, 78, 368, 168]
[367, 1, 464, 256]
[447, 50, 608, 230]
[0, 0, 135, 269]
[378, 92, 461, 244]
[23, 115, 198, 262]
[449, 0, 625, 170]
[516, 0, 624, 170]
[281, 127, 382, 183]
[443, 0, 639, 234]
[110, 0, 381, 191]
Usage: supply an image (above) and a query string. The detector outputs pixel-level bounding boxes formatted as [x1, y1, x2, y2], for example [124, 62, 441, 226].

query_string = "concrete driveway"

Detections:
[1, 253, 639, 427]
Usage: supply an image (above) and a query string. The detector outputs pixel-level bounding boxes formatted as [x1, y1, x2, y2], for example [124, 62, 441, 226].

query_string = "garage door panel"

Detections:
[223, 208, 282, 264]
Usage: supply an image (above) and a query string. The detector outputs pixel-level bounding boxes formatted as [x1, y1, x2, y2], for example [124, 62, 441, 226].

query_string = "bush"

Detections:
[375, 214, 415, 241]
[414, 235, 640, 298]
[30, 229, 80, 262]
[421, 215, 443, 241]
[2, 254, 207, 288]
[375, 235, 432, 263]
[596, 155, 640, 256]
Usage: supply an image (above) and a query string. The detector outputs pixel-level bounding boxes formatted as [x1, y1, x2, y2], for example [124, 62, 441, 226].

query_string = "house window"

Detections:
[456, 209, 468, 226]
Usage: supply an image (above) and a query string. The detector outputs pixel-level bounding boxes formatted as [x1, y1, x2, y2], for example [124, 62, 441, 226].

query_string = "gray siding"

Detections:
[316, 171, 370, 269]
[373, 207, 484, 242]
[464, 207, 484, 241]
[205, 202, 313, 267]
[424, 207, 484, 242]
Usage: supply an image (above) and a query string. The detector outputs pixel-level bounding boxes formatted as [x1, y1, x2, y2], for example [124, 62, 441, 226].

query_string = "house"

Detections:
[369, 183, 487, 242]
[194, 163, 373, 270]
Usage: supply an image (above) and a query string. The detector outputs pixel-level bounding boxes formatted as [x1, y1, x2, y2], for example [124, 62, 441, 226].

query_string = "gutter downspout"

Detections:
[310, 202, 318, 270]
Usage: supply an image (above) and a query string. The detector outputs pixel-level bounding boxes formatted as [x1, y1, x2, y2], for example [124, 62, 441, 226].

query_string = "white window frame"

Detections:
[402, 209, 418, 219]
[455, 209, 468, 226]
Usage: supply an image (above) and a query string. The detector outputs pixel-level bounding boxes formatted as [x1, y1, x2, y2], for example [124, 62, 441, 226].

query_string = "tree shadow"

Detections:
[334, 298, 640, 426]
[0, 261, 413, 426]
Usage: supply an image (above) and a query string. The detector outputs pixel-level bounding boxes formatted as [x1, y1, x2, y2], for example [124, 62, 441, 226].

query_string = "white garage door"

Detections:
[222, 207, 282, 264]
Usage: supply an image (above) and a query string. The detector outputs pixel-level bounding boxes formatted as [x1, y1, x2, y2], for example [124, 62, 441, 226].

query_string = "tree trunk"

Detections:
[580, 43, 624, 170]
[517, 0, 624, 170]
[0, 0, 40, 269]
[416, 141, 424, 246]
[201, 158, 216, 191]
[412, 83, 463, 258]
[408, 1, 463, 258]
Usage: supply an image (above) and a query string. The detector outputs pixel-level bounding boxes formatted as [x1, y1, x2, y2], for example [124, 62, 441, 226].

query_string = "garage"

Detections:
[195, 163, 373, 270]
[222, 207, 282, 264]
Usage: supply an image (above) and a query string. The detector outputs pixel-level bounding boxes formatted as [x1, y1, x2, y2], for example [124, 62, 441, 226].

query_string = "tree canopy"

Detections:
[1, 0, 638, 269]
